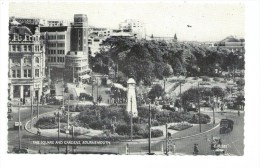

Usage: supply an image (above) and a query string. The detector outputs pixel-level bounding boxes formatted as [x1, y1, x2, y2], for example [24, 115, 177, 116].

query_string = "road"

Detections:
[8, 105, 59, 153]
[161, 112, 244, 155]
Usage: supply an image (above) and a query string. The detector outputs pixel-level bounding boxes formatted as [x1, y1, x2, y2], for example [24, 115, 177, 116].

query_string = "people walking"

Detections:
[193, 144, 199, 155]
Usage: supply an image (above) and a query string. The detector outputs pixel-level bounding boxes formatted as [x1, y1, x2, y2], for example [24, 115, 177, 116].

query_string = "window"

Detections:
[57, 57, 60, 62]
[49, 43, 56, 47]
[48, 57, 51, 62]
[24, 45, 27, 51]
[25, 36, 29, 41]
[53, 57, 56, 62]
[57, 35, 65, 39]
[35, 69, 39, 77]
[17, 70, 20, 78]
[35, 46, 39, 51]
[28, 69, 31, 77]
[24, 70, 27, 77]
[24, 58, 31, 64]
[57, 43, 65, 47]
[17, 46, 21, 51]
[12, 45, 16, 52]
[12, 58, 20, 64]
[36, 36, 39, 41]
[28, 46, 32, 51]
[12, 70, 16, 78]
[48, 35, 56, 40]
[14, 35, 18, 41]
[35, 57, 39, 63]
[48, 50, 51, 54]
[51, 57, 54, 62]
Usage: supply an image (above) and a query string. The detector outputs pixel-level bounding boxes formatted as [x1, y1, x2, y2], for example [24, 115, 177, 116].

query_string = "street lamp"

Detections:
[197, 82, 202, 133]
[147, 102, 154, 155]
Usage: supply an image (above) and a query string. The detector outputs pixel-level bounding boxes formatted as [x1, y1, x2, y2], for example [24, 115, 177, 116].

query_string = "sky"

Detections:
[9, 2, 245, 42]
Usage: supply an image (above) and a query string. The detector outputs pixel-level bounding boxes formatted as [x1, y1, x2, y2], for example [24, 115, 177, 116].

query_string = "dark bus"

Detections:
[220, 119, 234, 134]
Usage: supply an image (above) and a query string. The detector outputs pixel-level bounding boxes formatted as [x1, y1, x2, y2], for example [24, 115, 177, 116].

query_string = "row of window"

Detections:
[10, 45, 41, 52]
[12, 69, 40, 78]
[48, 35, 65, 40]
[11, 57, 40, 64]
[48, 43, 65, 47]
[12, 35, 40, 41]
[48, 56, 65, 63]
[48, 49, 65, 55]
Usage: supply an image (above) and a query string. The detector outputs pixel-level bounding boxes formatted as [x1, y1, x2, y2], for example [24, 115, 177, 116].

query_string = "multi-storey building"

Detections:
[214, 36, 245, 53]
[8, 23, 45, 102]
[88, 27, 111, 57]
[119, 19, 145, 39]
[10, 17, 47, 26]
[65, 14, 90, 82]
[47, 19, 68, 27]
[40, 26, 70, 69]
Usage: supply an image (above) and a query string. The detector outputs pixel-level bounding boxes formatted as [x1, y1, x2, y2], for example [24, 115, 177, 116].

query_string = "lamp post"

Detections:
[197, 82, 201, 133]
[57, 107, 62, 153]
[179, 79, 182, 113]
[148, 102, 152, 154]
[96, 78, 99, 104]
[130, 97, 133, 142]
[66, 98, 70, 154]
[18, 100, 21, 150]
[30, 77, 35, 129]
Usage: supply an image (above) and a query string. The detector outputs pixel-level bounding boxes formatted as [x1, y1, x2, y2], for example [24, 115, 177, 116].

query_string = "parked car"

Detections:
[12, 147, 28, 154]
[220, 119, 234, 134]
[79, 93, 93, 101]
[162, 104, 175, 111]
[187, 103, 198, 112]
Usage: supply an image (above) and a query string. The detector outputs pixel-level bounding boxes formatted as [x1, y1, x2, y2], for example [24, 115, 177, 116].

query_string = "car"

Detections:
[220, 119, 234, 134]
[162, 104, 175, 111]
[12, 147, 28, 154]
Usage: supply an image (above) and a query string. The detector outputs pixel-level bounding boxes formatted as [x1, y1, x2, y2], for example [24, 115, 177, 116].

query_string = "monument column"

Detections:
[126, 78, 138, 117]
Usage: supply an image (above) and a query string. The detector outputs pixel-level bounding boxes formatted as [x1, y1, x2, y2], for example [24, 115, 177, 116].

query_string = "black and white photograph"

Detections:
[1, 0, 260, 167]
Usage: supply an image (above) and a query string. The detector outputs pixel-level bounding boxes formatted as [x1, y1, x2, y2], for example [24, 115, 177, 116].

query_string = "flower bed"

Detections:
[168, 122, 193, 131]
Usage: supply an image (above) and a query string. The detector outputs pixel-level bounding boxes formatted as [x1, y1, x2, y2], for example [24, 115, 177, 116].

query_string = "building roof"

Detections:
[220, 36, 244, 43]
[9, 25, 32, 35]
[40, 26, 68, 32]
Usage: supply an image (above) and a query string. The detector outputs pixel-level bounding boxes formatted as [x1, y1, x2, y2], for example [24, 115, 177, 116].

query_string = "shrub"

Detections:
[189, 113, 211, 124]
[35, 116, 57, 129]
[168, 122, 193, 131]
[213, 77, 220, 82]
[201, 76, 210, 82]
[115, 124, 130, 135]
[193, 77, 199, 80]
[151, 129, 163, 138]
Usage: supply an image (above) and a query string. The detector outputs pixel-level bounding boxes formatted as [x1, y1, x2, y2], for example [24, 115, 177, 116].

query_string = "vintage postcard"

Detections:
[6, 1, 246, 156]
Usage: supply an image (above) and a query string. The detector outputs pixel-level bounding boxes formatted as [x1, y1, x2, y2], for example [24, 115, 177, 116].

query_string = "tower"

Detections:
[126, 78, 138, 117]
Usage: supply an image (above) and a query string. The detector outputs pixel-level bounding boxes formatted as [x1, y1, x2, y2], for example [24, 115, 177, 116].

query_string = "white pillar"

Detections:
[10, 85, 13, 100]
[127, 78, 138, 117]
[20, 85, 24, 99]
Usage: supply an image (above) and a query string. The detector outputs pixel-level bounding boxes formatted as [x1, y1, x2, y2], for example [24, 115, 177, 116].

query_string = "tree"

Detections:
[148, 84, 164, 102]
[163, 64, 173, 76]
[174, 33, 177, 41]
[211, 86, 225, 108]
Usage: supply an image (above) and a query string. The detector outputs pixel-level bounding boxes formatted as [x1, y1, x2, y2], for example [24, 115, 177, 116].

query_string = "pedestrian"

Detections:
[193, 144, 199, 155]
[238, 110, 240, 116]
[37, 128, 41, 136]
[172, 143, 176, 154]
